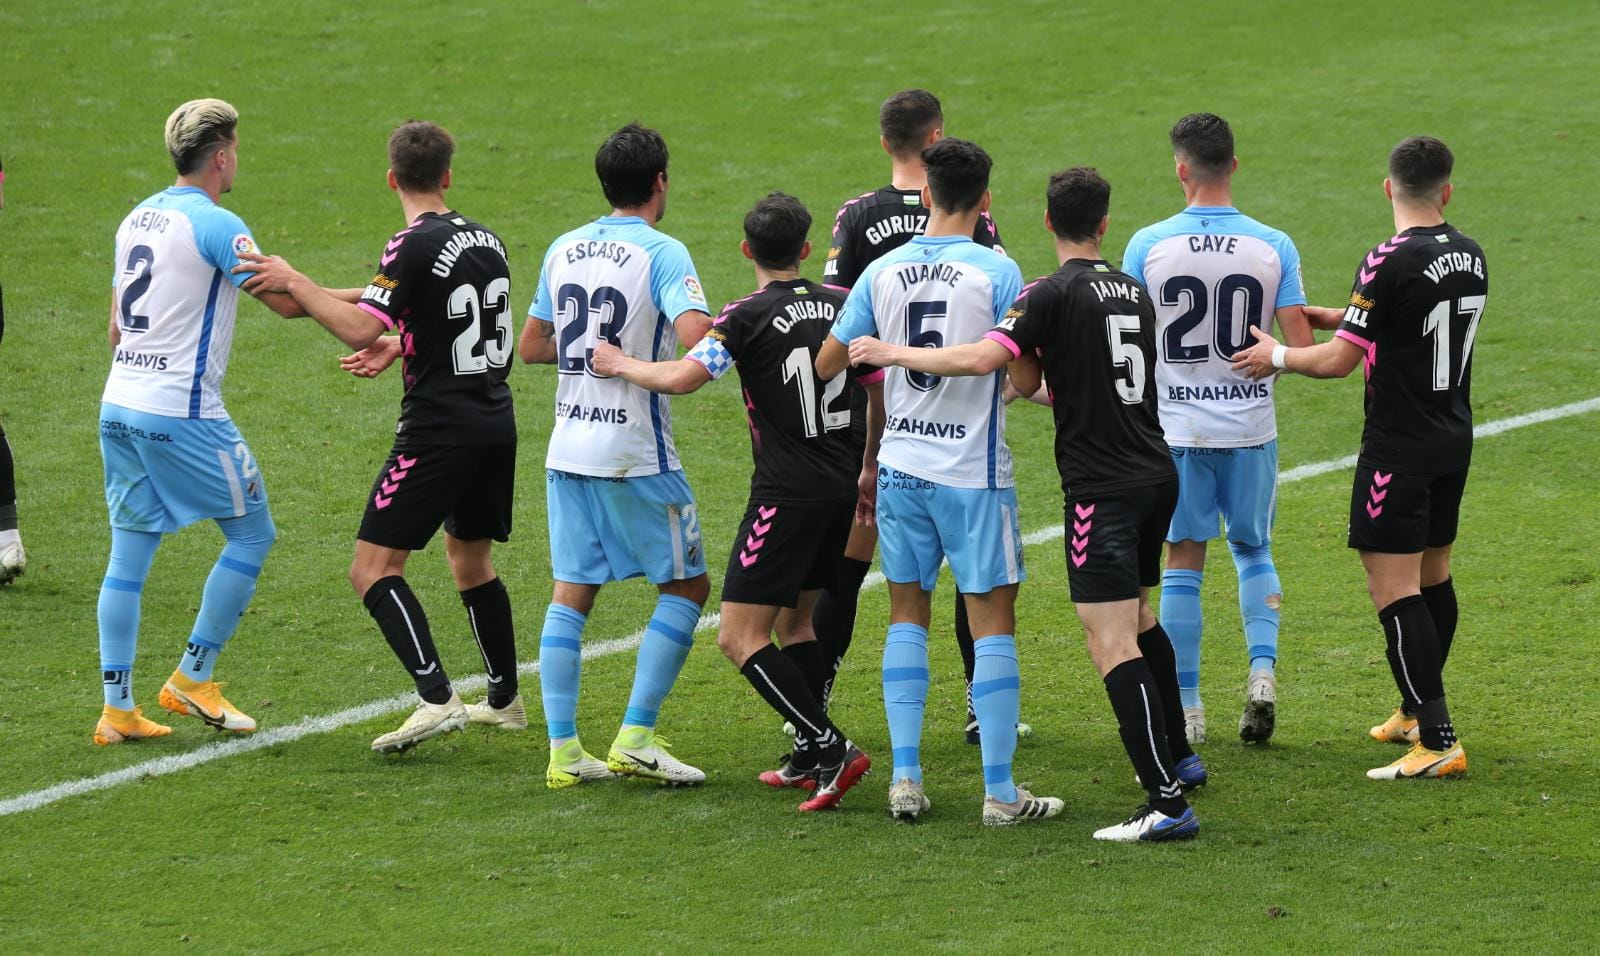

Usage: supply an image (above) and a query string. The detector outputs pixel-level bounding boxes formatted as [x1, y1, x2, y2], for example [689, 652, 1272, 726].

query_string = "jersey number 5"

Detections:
[1105, 314, 1147, 405]
[449, 277, 513, 375]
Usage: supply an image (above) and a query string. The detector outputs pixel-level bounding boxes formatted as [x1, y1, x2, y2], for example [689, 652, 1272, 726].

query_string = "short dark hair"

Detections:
[1046, 167, 1111, 242]
[1388, 136, 1454, 199]
[743, 192, 811, 270]
[1169, 112, 1234, 182]
[596, 123, 669, 209]
[922, 138, 991, 214]
[388, 121, 454, 192]
[880, 89, 943, 157]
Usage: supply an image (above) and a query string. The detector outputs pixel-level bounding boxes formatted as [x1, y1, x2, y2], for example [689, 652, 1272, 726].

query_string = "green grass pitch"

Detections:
[2, 0, 1598, 950]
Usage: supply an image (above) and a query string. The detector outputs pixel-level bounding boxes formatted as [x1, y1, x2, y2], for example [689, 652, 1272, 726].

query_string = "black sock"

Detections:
[0, 421, 16, 531]
[461, 577, 518, 707]
[781, 639, 828, 711]
[1137, 623, 1195, 761]
[1422, 577, 1458, 668]
[741, 644, 843, 770]
[364, 575, 451, 704]
[1379, 595, 1444, 724]
[955, 590, 976, 720]
[1414, 695, 1458, 750]
[1103, 658, 1187, 817]
[812, 556, 870, 706]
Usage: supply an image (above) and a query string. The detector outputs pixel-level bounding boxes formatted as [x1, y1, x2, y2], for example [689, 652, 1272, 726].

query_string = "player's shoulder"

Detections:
[1126, 209, 1194, 246]
[1223, 209, 1299, 252]
[953, 239, 1021, 280]
[713, 285, 771, 327]
[831, 187, 883, 224]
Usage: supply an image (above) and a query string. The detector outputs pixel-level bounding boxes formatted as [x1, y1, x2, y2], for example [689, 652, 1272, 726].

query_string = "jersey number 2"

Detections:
[449, 278, 513, 375]
[119, 245, 156, 333]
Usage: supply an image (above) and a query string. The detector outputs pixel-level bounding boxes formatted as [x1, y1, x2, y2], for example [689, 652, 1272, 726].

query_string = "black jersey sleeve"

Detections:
[975, 211, 1003, 252]
[987, 278, 1054, 357]
[823, 194, 870, 290]
[684, 298, 748, 380]
[1334, 243, 1397, 351]
[358, 226, 423, 330]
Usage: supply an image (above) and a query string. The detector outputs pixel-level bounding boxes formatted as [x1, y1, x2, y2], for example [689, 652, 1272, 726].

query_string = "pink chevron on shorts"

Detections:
[374, 454, 419, 510]
[1365, 471, 1391, 519]
[739, 505, 778, 568]
[1071, 502, 1093, 568]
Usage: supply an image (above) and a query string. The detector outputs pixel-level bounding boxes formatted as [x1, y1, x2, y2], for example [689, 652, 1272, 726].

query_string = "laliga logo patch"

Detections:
[683, 275, 707, 306]
[232, 234, 258, 257]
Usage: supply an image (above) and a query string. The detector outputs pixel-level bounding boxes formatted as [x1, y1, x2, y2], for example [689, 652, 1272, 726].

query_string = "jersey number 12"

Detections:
[781, 347, 850, 437]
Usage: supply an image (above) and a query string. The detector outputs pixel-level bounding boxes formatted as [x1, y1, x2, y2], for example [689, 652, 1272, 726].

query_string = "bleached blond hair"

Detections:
[164, 98, 238, 174]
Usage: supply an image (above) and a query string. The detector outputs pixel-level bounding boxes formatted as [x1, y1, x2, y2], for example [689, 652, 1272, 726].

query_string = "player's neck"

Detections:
[612, 204, 657, 225]
[1184, 180, 1233, 208]
[924, 207, 979, 239]
[888, 157, 926, 191]
[400, 191, 449, 223]
[1054, 237, 1102, 265]
[1392, 200, 1446, 233]
[754, 264, 801, 286]
[174, 174, 222, 204]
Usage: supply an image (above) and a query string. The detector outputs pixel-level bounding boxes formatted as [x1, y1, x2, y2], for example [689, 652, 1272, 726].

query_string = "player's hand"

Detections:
[848, 336, 897, 368]
[855, 463, 878, 527]
[340, 336, 402, 378]
[1304, 305, 1345, 331]
[1231, 326, 1280, 380]
[233, 251, 300, 295]
[590, 340, 625, 377]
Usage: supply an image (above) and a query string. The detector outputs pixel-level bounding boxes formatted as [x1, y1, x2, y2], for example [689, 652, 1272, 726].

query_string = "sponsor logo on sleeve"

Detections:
[1348, 291, 1375, 310]
[684, 275, 707, 307]
[997, 307, 1023, 331]
[232, 234, 259, 257]
[826, 246, 841, 261]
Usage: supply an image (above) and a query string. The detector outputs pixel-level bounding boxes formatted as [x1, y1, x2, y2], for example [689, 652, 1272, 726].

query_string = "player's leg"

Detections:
[1222, 441, 1283, 743]
[955, 587, 979, 742]
[603, 471, 709, 785]
[875, 473, 940, 820]
[539, 471, 611, 788]
[811, 520, 874, 708]
[351, 448, 466, 753]
[1351, 466, 1464, 779]
[1421, 469, 1468, 669]
[159, 506, 276, 733]
[776, 504, 854, 727]
[446, 443, 523, 729]
[1160, 448, 1218, 743]
[1130, 479, 1204, 783]
[93, 403, 175, 743]
[0, 419, 22, 584]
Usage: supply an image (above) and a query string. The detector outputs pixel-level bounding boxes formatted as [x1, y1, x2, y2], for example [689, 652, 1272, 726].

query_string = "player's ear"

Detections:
[1043, 210, 1054, 234]
[1383, 177, 1394, 202]
[920, 184, 932, 209]
[1174, 156, 1186, 183]
[1439, 182, 1453, 208]
[655, 170, 668, 196]
[441, 169, 452, 192]
[1230, 156, 1239, 176]
[386, 169, 400, 193]
[928, 127, 944, 147]
[880, 134, 891, 156]
[740, 239, 755, 262]
[798, 239, 812, 262]
[1097, 214, 1110, 240]
[978, 189, 992, 214]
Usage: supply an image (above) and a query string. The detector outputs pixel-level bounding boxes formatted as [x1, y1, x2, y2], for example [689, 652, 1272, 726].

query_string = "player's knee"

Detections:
[662, 574, 710, 607]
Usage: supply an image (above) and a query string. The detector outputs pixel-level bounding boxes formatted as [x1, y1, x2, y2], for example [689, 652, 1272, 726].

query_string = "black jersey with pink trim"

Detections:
[1334, 223, 1487, 476]
[988, 259, 1172, 497]
[685, 279, 860, 504]
[358, 211, 515, 448]
[822, 186, 1003, 291]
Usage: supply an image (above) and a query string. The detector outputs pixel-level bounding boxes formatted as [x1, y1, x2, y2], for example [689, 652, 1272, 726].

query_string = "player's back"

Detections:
[706, 280, 859, 503]
[1123, 206, 1305, 447]
[1335, 224, 1487, 475]
[105, 187, 255, 419]
[995, 261, 1173, 498]
[536, 216, 707, 478]
[824, 186, 1003, 291]
[361, 211, 515, 448]
[849, 236, 1022, 489]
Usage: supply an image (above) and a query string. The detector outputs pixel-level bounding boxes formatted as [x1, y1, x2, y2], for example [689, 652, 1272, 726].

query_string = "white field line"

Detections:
[4, 395, 1597, 818]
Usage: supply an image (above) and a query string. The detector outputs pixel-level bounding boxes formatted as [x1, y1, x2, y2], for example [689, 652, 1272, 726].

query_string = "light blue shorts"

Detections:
[546, 469, 706, 585]
[100, 402, 269, 533]
[875, 466, 1024, 594]
[1166, 440, 1277, 547]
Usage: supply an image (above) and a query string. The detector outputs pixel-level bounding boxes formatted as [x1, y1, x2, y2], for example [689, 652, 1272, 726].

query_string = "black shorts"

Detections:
[1065, 479, 1178, 603]
[1347, 464, 1468, 554]
[720, 498, 854, 608]
[357, 442, 516, 552]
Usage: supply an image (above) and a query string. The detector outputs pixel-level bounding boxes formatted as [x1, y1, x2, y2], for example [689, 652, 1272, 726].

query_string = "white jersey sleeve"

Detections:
[103, 187, 259, 419]
[533, 217, 706, 477]
[835, 236, 1021, 489]
[1124, 207, 1305, 447]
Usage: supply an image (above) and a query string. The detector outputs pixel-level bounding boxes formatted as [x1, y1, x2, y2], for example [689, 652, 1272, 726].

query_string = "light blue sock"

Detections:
[882, 622, 930, 785]
[1160, 568, 1204, 709]
[621, 594, 700, 729]
[98, 528, 162, 710]
[539, 604, 587, 741]
[1231, 541, 1281, 673]
[972, 635, 1020, 804]
[182, 509, 276, 682]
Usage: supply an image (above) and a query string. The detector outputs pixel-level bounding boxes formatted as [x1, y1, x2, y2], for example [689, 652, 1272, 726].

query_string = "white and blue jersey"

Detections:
[831, 234, 1023, 490]
[1122, 206, 1305, 448]
[105, 186, 260, 420]
[530, 216, 709, 478]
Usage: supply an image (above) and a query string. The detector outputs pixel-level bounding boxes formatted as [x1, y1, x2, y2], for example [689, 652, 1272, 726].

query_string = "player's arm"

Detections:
[856, 378, 886, 527]
[1006, 352, 1045, 400]
[1231, 326, 1364, 380]
[107, 292, 119, 348]
[518, 316, 557, 365]
[339, 335, 403, 379]
[816, 336, 851, 381]
[590, 340, 711, 395]
[673, 310, 712, 350]
[1275, 305, 1315, 348]
[1303, 305, 1346, 331]
[848, 335, 1013, 377]
[234, 253, 383, 350]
